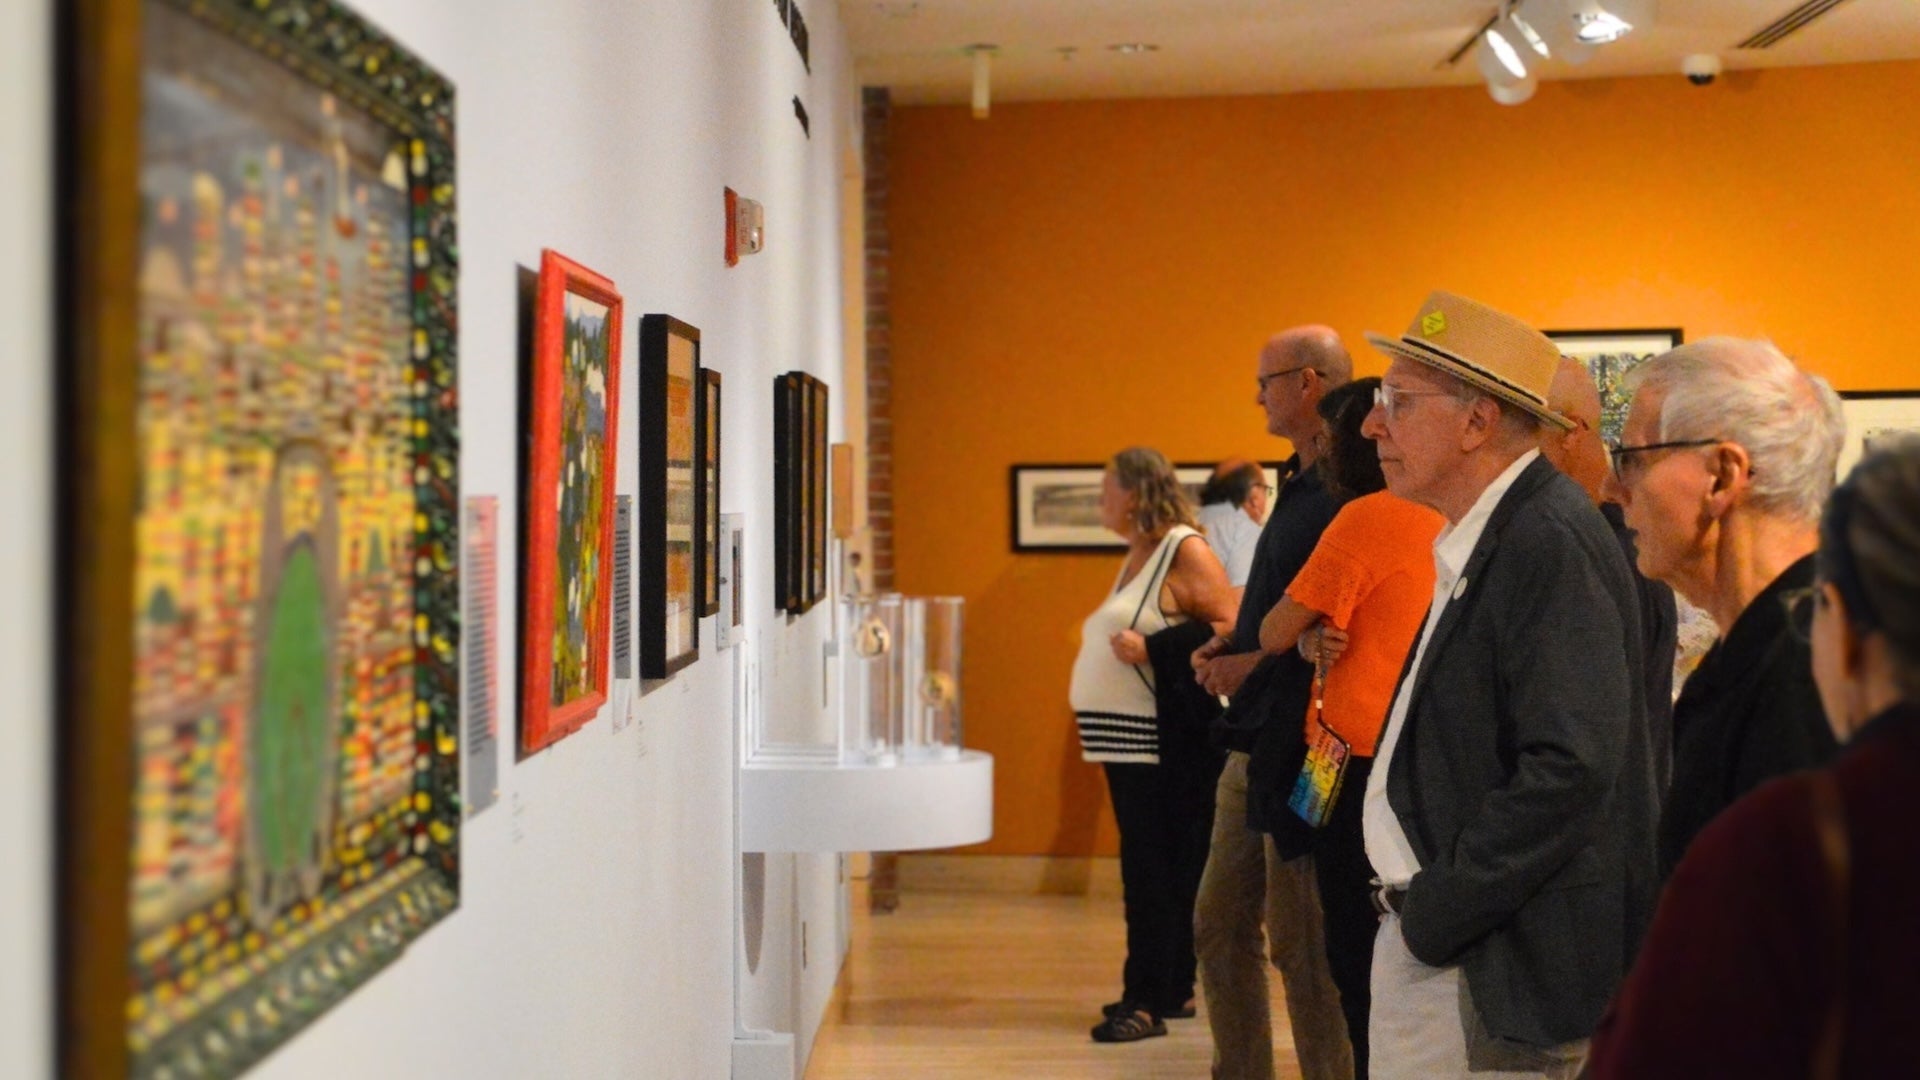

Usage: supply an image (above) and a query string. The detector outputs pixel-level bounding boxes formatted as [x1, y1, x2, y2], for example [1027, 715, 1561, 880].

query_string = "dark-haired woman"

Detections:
[1587, 436, 1920, 1078]
[1249, 377, 1445, 1077]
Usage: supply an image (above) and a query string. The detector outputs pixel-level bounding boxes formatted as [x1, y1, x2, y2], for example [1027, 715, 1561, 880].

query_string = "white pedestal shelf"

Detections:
[738, 749, 993, 853]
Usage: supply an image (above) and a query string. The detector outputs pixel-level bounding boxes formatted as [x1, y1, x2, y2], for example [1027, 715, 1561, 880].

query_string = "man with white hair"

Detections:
[1608, 338, 1843, 877]
[1358, 291, 1659, 1079]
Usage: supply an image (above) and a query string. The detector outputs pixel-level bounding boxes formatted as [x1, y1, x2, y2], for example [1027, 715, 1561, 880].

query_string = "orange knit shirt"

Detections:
[1284, 491, 1444, 756]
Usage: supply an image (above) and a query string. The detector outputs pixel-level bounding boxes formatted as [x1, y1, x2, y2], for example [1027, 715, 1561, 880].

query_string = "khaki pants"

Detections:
[1369, 912, 1588, 1080]
[1195, 752, 1353, 1080]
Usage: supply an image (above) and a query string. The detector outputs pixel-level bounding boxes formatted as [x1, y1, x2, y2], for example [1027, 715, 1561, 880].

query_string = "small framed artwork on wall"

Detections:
[1838, 390, 1920, 476]
[524, 250, 624, 752]
[699, 368, 724, 618]
[1544, 328, 1683, 443]
[640, 314, 702, 677]
[808, 376, 830, 608]
[773, 372, 806, 613]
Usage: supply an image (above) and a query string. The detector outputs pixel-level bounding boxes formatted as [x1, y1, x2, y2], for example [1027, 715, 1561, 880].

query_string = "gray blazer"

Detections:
[1388, 456, 1661, 1049]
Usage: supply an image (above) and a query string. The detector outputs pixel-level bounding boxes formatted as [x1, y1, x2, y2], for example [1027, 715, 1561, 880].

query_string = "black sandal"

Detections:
[1090, 1005, 1167, 1043]
[1102, 998, 1195, 1020]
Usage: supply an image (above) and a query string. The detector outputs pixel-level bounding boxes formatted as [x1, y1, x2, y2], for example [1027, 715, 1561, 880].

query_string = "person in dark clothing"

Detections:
[1607, 337, 1844, 876]
[1537, 358, 1680, 793]
[1189, 326, 1354, 1080]
[1588, 436, 1920, 1079]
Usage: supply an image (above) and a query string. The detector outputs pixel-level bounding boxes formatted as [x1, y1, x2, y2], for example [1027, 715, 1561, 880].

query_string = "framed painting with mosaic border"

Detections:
[523, 250, 624, 748]
[639, 314, 700, 677]
[59, 0, 460, 1075]
[1544, 328, 1683, 443]
[698, 368, 723, 619]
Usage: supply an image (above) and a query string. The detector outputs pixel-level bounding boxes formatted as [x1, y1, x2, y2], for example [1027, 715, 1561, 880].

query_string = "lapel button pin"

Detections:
[1452, 578, 1468, 600]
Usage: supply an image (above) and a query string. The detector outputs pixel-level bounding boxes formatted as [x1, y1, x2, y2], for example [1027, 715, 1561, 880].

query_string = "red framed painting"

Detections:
[522, 250, 623, 753]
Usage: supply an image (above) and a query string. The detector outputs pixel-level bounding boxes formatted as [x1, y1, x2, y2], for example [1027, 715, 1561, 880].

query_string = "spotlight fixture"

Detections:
[1478, 31, 1529, 86]
[1569, 0, 1653, 45]
[1498, 9, 1551, 60]
[967, 44, 996, 119]
[1515, 0, 1596, 64]
[1488, 75, 1538, 105]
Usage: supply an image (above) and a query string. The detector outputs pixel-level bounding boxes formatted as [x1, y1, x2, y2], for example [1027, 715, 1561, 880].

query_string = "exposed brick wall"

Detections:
[862, 86, 893, 593]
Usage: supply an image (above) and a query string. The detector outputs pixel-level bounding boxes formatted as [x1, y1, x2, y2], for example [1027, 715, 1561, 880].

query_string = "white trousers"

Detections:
[1368, 912, 1588, 1080]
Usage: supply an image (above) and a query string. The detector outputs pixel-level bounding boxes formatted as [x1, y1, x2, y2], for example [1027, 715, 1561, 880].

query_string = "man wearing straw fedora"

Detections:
[1357, 292, 1660, 1079]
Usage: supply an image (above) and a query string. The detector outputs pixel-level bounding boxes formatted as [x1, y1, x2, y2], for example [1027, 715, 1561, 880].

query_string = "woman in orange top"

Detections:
[1255, 376, 1444, 1076]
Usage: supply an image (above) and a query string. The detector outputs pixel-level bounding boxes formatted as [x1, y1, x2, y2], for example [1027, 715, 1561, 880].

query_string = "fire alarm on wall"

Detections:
[724, 187, 765, 266]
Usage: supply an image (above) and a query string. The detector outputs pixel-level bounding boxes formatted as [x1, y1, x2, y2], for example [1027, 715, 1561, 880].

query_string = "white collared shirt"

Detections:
[1364, 450, 1540, 887]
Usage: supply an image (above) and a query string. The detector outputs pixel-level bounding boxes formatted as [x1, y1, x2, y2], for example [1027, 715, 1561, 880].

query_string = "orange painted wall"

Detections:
[887, 62, 1920, 857]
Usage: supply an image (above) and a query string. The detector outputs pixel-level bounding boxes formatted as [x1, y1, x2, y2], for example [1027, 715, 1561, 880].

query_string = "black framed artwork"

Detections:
[698, 368, 723, 618]
[639, 314, 701, 677]
[808, 376, 830, 608]
[1009, 461, 1287, 552]
[773, 373, 801, 613]
[1838, 389, 1920, 476]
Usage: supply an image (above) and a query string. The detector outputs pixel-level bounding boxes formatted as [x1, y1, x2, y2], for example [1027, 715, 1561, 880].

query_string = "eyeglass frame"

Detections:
[1371, 383, 1457, 421]
[1782, 584, 1823, 644]
[1605, 438, 1724, 484]
[1257, 364, 1315, 394]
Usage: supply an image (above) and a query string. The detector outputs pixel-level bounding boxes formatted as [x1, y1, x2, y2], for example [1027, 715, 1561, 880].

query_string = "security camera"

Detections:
[1683, 54, 1721, 86]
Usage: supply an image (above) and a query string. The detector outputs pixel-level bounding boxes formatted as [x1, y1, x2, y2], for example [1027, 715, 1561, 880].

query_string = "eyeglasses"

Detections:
[1782, 584, 1824, 644]
[1257, 484, 1278, 497]
[1606, 439, 1721, 483]
[1257, 365, 1313, 394]
[1372, 383, 1456, 421]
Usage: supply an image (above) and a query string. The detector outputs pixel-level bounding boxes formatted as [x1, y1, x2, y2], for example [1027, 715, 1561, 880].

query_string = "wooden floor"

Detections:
[806, 857, 1301, 1079]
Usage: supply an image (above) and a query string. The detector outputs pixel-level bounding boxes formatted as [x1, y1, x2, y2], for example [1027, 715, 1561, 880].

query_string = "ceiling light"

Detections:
[1488, 75, 1539, 105]
[1107, 43, 1159, 54]
[1569, 0, 1654, 45]
[1515, 0, 1596, 64]
[1501, 9, 1552, 59]
[1478, 30, 1529, 83]
[968, 44, 995, 119]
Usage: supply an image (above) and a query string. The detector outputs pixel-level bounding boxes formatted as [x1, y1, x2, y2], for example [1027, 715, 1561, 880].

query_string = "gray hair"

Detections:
[1435, 371, 1544, 445]
[1626, 337, 1844, 523]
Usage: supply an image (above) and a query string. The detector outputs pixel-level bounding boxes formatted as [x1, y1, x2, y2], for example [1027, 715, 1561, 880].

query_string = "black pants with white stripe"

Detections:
[1104, 748, 1223, 1017]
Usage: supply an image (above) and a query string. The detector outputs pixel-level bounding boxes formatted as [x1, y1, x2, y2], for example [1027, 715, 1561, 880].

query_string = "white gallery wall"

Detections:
[1, 0, 859, 1077]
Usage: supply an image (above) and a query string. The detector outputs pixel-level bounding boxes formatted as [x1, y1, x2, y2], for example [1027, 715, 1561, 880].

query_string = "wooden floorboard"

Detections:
[807, 858, 1302, 1078]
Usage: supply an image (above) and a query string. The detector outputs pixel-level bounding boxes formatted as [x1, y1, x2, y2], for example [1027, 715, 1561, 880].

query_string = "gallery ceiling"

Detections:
[840, 0, 1920, 105]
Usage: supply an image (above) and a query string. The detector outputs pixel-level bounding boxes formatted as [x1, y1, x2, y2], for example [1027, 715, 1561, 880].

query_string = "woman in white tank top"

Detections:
[1067, 448, 1237, 1043]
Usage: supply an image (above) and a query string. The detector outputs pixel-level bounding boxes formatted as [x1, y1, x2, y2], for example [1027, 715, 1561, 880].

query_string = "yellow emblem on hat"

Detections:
[1421, 310, 1448, 337]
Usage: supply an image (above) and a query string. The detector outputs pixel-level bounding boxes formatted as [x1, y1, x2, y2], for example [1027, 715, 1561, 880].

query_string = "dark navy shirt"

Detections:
[1213, 457, 1342, 753]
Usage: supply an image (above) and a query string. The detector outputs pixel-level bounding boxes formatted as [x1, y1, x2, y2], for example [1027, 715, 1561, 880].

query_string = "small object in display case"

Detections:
[841, 593, 906, 764]
[904, 597, 965, 761]
[717, 513, 746, 650]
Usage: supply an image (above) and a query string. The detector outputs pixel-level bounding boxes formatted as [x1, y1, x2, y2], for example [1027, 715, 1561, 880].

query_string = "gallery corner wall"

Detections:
[9, 0, 862, 1077]
[884, 60, 1920, 857]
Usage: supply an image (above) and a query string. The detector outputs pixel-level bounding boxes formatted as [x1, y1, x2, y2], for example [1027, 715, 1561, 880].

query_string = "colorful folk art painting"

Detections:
[522, 252, 622, 750]
[1545, 330, 1683, 444]
[65, 1, 461, 1076]
[552, 292, 613, 706]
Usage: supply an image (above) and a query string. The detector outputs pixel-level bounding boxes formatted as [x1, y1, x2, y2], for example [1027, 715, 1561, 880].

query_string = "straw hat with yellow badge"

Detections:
[1365, 291, 1575, 432]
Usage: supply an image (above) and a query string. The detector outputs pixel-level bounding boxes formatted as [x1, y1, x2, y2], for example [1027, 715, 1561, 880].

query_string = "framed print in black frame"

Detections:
[640, 314, 701, 677]
[1838, 389, 1920, 476]
[1544, 328, 1683, 443]
[773, 372, 806, 613]
[1009, 461, 1287, 552]
[808, 377, 830, 607]
[699, 368, 723, 618]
